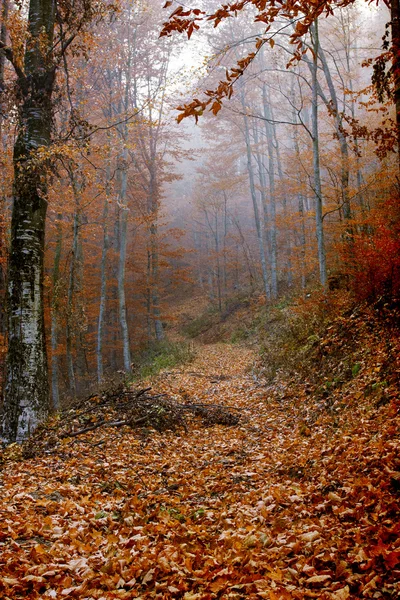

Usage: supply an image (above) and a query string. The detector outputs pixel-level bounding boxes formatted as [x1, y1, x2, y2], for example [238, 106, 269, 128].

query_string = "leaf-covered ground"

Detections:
[0, 328, 399, 598]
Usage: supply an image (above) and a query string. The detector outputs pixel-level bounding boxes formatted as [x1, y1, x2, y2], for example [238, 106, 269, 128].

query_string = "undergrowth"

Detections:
[130, 339, 196, 381]
[256, 291, 400, 405]
[181, 294, 250, 341]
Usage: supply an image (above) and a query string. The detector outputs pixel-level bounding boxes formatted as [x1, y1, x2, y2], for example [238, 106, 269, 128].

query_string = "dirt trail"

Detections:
[0, 342, 398, 599]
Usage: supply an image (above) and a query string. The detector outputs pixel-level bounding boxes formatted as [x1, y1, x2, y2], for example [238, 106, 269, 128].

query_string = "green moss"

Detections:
[352, 362, 362, 377]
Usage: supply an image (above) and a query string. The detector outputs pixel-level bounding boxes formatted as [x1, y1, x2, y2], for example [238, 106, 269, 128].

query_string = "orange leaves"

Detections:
[175, 50, 261, 122]
[160, 5, 205, 40]
[211, 101, 222, 116]
[0, 323, 399, 598]
[294, 20, 310, 38]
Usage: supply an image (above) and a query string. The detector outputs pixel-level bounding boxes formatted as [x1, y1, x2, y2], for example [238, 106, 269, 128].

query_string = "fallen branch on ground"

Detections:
[20, 387, 241, 458]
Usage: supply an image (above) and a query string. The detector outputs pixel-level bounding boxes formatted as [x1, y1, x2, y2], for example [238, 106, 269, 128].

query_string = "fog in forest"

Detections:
[0, 0, 394, 406]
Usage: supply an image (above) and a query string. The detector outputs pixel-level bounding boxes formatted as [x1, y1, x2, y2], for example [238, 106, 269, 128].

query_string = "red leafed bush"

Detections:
[345, 194, 400, 304]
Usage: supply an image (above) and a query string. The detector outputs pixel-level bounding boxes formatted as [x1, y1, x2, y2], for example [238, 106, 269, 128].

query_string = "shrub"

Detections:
[344, 194, 400, 306]
[131, 340, 196, 381]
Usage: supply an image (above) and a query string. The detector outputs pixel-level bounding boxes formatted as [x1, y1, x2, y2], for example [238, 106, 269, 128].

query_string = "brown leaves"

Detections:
[0, 313, 399, 598]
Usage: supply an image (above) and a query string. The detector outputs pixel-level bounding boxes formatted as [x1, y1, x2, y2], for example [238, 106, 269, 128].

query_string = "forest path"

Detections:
[0, 341, 398, 598]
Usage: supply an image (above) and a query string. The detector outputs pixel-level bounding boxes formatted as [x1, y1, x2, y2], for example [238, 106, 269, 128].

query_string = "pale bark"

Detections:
[262, 85, 278, 298]
[311, 20, 327, 288]
[204, 207, 223, 312]
[292, 105, 307, 290]
[242, 92, 270, 298]
[116, 18, 132, 374]
[271, 106, 293, 287]
[317, 45, 351, 222]
[117, 148, 132, 374]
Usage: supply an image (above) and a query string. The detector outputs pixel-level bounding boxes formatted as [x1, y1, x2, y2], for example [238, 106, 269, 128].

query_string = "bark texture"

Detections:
[1, 0, 56, 442]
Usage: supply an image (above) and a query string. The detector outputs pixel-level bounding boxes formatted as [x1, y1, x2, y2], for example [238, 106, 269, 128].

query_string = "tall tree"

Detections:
[0, 0, 107, 442]
[1, 0, 57, 442]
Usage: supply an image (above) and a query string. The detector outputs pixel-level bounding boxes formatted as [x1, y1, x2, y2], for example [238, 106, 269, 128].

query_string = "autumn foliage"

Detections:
[343, 192, 400, 304]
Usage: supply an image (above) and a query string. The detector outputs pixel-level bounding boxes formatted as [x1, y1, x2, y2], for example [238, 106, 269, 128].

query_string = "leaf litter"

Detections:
[0, 337, 399, 599]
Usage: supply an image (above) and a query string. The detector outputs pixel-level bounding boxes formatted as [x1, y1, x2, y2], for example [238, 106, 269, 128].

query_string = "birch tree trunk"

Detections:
[1, 0, 55, 442]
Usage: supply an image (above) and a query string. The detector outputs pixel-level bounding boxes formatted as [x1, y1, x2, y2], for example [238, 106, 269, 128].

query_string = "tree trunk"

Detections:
[242, 92, 270, 298]
[65, 168, 83, 398]
[317, 44, 351, 223]
[262, 85, 278, 298]
[148, 163, 164, 341]
[0, 0, 8, 137]
[117, 150, 132, 374]
[391, 0, 400, 165]
[51, 215, 62, 410]
[311, 20, 327, 288]
[271, 106, 293, 287]
[97, 182, 109, 383]
[1, 0, 55, 442]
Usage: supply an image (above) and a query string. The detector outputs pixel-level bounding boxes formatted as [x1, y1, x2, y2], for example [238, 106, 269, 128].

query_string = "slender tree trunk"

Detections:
[242, 92, 270, 298]
[0, 0, 8, 348]
[0, 0, 8, 137]
[1, 0, 55, 442]
[148, 164, 164, 341]
[391, 0, 400, 166]
[222, 191, 228, 301]
[271, 107, 293, 287]
[51, 215, 62, 410]
[311, 20, 327, 288]
[262, 85, 278, 298]
[317, 45, 351, 223]
[291, 91, 307, 290]
[214, 212, 222, 312]
[150, 220, 164, 340]
[66, 207, 79, 397]
[232, 216, 256, 291]
[117, 148, 132, 374]
[97, 178, 109, 383]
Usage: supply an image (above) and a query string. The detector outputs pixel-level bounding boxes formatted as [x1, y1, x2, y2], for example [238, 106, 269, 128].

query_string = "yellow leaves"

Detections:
[8, 9, 27, 71]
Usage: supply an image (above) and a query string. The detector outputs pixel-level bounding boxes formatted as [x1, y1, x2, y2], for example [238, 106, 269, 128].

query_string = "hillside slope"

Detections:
[0, 300, 399, 599]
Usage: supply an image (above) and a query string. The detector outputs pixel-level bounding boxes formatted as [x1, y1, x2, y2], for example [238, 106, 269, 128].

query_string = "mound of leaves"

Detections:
[17, 386, 241, 460]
